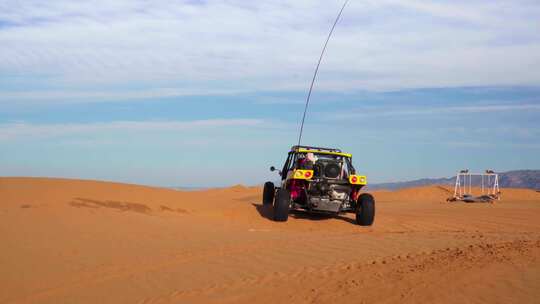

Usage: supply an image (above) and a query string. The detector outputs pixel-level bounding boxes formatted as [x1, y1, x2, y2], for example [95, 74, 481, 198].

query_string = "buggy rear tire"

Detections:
[273, 188, 290, 222]
[263, 182, 275, 205]
[356, 193, 375, 226]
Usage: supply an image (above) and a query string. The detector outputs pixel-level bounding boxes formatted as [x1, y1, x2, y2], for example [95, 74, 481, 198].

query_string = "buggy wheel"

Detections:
[356, 193, 375, 226]
[273, 188, 290, 222]
[263, 182, 275, 205]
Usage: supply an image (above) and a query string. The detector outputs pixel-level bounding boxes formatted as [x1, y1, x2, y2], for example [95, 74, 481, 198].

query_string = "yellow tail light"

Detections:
[292, 169, 314, 180]
[349, 175, 367, 185]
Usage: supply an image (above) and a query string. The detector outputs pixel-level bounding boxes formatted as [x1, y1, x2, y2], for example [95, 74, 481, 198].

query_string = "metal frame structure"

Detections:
[451, 169, 500, 202]
[291, 145, 343, 153]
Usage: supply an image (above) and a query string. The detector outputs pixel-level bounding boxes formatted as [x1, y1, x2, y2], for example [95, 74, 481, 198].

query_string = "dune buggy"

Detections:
[264, 145, 375, 225]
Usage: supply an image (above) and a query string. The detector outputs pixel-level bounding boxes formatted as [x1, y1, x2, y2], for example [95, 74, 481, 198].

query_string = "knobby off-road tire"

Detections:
[273, 188, 291, 222]
[263, 182, 275, 205]
[356, 193, 375, 226]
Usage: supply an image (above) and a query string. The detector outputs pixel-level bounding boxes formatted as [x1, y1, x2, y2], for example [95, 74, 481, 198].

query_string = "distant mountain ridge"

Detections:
[368, 170, 540, 191]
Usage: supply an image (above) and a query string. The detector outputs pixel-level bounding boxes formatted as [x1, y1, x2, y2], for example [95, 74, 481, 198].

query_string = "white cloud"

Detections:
[0, 118, 264, 140]
[0, 87, 247, 103]
[1, 0, 539, 103]
[445, 141, 540, 149]
[327, 103, 540, 120]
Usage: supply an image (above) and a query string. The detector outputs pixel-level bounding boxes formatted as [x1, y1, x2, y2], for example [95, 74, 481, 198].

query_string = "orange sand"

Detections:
[1, 177, 539, 303]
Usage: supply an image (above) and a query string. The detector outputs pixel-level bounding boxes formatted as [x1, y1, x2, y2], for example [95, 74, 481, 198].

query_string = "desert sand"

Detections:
[1, 177, 539, 304]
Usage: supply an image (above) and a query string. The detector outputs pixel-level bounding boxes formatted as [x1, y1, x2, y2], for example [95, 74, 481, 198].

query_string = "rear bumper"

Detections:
[291, 198, 355, 214]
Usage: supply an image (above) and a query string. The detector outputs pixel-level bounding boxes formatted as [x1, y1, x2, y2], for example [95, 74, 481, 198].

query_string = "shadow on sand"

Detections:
[251, 203, 356, 224]
[252, 203, 274, 220]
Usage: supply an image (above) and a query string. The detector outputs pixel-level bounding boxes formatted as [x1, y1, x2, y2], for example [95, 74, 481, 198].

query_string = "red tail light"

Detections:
[304, 171, 312, 178]
[351, 176, 358, 183]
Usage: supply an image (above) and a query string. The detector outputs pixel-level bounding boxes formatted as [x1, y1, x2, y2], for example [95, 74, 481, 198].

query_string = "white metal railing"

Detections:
[452, 169, 500, 201]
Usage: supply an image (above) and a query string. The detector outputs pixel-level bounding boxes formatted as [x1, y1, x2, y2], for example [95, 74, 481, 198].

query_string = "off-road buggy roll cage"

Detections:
[264, 145, 375, 226]
[278, 145, 356, 180]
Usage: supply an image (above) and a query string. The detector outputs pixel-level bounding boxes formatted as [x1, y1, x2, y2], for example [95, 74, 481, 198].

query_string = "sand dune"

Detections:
[1, 177, 539, 303]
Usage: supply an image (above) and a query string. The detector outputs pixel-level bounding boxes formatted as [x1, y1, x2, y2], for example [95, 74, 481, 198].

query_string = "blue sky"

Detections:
[1, 0, 539, 187]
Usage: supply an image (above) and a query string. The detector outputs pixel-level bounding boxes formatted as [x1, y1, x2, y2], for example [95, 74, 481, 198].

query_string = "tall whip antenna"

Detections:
[297, 0, 350, 146]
